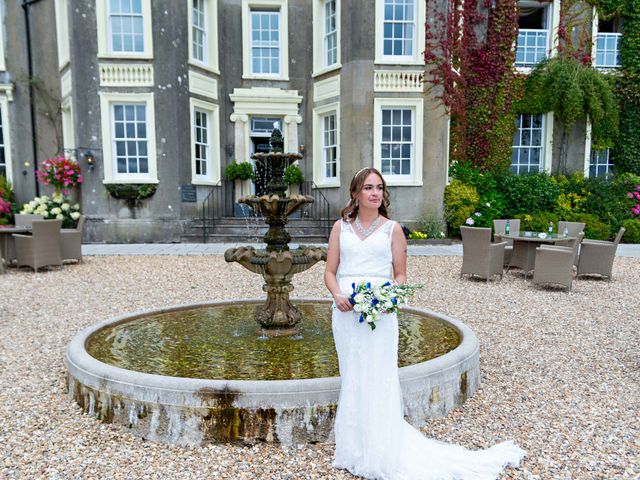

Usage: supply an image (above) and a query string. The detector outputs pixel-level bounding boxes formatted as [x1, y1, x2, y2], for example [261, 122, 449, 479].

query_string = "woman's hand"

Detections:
[333, 293, 353, 312]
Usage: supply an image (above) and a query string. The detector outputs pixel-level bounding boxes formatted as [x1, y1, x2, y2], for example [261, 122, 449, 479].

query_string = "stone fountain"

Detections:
[224, 128, 327, 335]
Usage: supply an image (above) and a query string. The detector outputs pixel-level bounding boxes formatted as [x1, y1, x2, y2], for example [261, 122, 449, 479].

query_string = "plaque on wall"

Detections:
[181, 184, 197, 203]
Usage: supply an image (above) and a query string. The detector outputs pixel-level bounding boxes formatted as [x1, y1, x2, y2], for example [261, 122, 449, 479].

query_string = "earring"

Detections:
[354, 199, 359, 207]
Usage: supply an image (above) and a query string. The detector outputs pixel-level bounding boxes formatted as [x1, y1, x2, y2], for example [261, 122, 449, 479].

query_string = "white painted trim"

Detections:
[98, 92, 158, 184]
[0, 96, 13, 182]
[0, 1, 6, 71]
[312, 102, 340, 187]
[190, 97, 221, 185]
[189, 70, 219, 100]
[549, 0, 561, 57]
[97, 0, 154, 59]
[188, 0, 220, 73]
[61, 97, 76, 154]
[99, 63, 154, 87]
[0, 84, 13, 102]
[229, 87, 302, 164]
[312, 0, 341, 76]
[54, 0, 70, 69]
[313, 75, 340, 102]
[590, 6, 598, 68]
[373, 97, 424, 186]
[375, 0, 426, 66]
[242, 0, 289, 80]
[543, 112, 554, 173]
[60, 70, 73, 98]
[584, 119, 592, 177]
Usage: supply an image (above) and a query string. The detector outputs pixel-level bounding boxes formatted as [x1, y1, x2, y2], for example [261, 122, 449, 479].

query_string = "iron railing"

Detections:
[300, 181, 332, 240]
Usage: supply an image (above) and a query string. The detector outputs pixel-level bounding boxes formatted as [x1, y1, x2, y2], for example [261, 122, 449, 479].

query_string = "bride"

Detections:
[323, 168, 525, 479]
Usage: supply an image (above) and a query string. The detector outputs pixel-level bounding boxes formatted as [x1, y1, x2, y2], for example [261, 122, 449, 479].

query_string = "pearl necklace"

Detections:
[354, 215, 381, 238]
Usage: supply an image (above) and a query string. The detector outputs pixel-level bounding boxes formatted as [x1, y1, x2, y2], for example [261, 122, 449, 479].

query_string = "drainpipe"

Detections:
[22, 0, 45, 197]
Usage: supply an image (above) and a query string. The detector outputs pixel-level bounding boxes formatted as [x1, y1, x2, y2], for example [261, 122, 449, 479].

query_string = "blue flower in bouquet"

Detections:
[349, 281, 421, 331]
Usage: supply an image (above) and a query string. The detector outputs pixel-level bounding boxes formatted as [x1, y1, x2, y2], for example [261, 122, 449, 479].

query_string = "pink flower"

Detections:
[628, 192, 634, 199]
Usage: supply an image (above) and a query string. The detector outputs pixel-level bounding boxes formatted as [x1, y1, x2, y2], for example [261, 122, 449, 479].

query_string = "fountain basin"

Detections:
[66, 299, 480, 446]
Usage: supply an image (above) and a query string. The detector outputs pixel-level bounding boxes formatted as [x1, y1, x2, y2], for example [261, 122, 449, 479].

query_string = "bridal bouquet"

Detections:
[349, 281, 421, 331]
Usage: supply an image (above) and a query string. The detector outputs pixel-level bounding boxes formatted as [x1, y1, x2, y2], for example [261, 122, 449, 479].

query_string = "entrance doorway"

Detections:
[250, 117, 282, 196]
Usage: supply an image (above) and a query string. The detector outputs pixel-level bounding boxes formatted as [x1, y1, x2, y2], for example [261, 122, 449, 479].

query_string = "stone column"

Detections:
[284, 114, 302, 153]
[230, 113, 249, 162]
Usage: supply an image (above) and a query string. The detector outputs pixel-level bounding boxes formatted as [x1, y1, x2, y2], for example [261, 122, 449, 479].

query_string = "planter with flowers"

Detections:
[20, 193, 81, 228]
[36, 156, 83, 196]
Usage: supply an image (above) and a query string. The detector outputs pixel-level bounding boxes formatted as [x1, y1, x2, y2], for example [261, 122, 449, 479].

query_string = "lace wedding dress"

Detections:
[332, 219, 525, 480]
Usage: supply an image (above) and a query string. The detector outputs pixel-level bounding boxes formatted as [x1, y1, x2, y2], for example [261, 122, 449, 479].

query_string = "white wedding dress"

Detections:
[332, 219, 525, 480]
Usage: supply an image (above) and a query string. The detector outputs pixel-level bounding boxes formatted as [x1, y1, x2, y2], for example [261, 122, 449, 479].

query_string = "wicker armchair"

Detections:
[555, 221, 586, 265]
[460, 226, 506, 282]
[576, 227, 625, 280]
[493, 219, 521, 265]
[61, 215, 85, 263]
[532, 233, 584, 290]
[13, 219, 63, 272]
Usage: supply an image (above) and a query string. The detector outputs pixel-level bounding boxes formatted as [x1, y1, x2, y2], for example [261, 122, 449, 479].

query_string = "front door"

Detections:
[250, 117, 282, 196]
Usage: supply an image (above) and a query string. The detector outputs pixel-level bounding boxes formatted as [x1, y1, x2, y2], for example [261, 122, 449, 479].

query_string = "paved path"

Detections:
[82, 242, 640, 258]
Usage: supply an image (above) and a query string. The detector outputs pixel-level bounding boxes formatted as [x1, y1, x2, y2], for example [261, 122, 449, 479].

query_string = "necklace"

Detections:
[354, 215, 381, 238]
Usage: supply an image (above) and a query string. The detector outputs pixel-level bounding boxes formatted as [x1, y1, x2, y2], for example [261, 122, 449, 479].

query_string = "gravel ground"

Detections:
[0, 255, 638, 480]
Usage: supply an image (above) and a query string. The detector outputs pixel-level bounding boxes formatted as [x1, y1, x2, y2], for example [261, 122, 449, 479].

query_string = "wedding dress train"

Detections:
[332, 220, 525, 480]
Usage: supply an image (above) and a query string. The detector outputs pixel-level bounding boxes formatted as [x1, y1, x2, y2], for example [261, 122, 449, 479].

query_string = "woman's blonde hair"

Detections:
[340, 168, 390, 220]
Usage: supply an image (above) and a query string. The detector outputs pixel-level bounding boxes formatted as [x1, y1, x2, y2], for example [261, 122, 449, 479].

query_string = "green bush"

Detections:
[567, 213, 611, 240]
[621, 219, 640, 244]
[0, 175, 15, 225]
[225, 161, 255, 181]
[283, 164, 304, 185]
[496, 173, 560, 217]
[444, 180, 479, 236]
[514, 211, 559, 233]
[417, 209, 447, 238]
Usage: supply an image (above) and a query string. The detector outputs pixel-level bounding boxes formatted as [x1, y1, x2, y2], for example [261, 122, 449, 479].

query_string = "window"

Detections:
[96, 0, 152, 58]
[99, 92, 157, 183]
[595, 16, 622, 70]
[373, 98, 423, 185]
[250, 10, 280, 75]
[383, 0, 415, 57]
[190, 98, 220, 184]
[324, 0, 337, 67]
[516, 2, 551, 68]
[322, 113, 337, 179]
[0, 98, 12, 182]
[590, 148, 614, 178]
[113, 104, 148, 175]
[511, 114, 544, 174]
[0, 109, 6, 178]
[192, 0, 206, 63]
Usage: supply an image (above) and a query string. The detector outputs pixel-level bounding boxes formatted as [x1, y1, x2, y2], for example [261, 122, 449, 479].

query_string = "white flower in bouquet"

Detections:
[40, 195, 49, 203]
[349, 281, 421, 331]
[70, 211, 81, 220]
[52, 193, 64, 203]
[72, 203, 80, 210]
[56, 214, 64, 220]
[29, 200, 37, 208]
[51, 207, 62, 215]
[61, 203, 70, 211]
[22, 204, 34, 213]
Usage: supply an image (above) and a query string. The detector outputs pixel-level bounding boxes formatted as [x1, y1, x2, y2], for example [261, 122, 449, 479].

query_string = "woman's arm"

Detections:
[324, 220, 353, 312]
[391, 222, 407, 285]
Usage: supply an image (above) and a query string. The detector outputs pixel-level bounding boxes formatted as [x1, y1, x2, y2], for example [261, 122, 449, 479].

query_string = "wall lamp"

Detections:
[83, 150, 96, 172]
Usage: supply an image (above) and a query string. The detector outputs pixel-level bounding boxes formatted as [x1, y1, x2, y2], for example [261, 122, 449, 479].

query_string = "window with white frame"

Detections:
[590, 148, 614, 178]
[97, 0, 152, 58]
[113, 104, 149, 175]
[516, 2, 551, 68]
[250, 10, 280, 75]
[192, 0, 206, 63]
[0, 98, 12, 182]
[595, 16, 622, 69]
[383, 0, 415, 57]
[190, 98, 220, 184]
[511, 114, 544, 175]
[380, 108, 413, 176]
[324, 0, 337, 67]
[322, 112, 337, 179]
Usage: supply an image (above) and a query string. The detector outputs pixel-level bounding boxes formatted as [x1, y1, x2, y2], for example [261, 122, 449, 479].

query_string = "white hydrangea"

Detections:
[70, 211, 81, 220]
[21, 204, 34, 213]
[56, 214, 64, 220]
[51, 207, 62, 215]
[61, 203, 70, 211]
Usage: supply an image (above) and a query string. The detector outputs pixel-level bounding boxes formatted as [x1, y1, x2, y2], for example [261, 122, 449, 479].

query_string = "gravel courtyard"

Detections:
[1, 255, 638, 479]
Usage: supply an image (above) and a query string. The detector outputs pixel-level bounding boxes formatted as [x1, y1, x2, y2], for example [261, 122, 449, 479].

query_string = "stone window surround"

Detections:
[312, 0, 342, 77]
[99, 91, 158, 184]
[241, 0, 289, 80]
[190, 97, 221, 185]
[373, 97, 424, 187]
[188, 0, 220, 74]
[96, 0, 154, 59]
[61, 96, 75, 156]
[312, 102, 340, 188]
[374, 0, 426, 66]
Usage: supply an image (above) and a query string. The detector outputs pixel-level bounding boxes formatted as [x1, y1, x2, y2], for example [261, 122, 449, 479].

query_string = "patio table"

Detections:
[498, 232, 576, 278]
[0, 226, 31, 266]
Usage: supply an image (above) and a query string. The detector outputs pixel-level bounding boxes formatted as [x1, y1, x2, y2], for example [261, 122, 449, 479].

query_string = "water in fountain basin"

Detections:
[86, 302, 460, 381]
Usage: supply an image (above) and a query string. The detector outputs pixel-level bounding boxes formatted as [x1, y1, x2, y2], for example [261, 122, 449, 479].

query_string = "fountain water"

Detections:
[65, 130, 482, 445]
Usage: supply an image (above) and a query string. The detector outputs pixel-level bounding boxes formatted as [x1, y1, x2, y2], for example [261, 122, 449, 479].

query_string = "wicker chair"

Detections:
[14, 214, 44, 227]
[576, 227, 625, 280]
[13, 219, 63, 272]
[460, 226, 506, 282]
[555, 221, 586, 265]
[532, 233, 584, 290]
[493, 219, 521, 265]
[61, 215, 85, 263]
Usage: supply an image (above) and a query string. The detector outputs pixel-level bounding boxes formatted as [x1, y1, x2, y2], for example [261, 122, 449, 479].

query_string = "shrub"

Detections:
[0, 175, 15, 225]
[496, 173, 560, 218]
[444, 180, 479, 236]
[283, 164, 304, 185]
[567, 213, 610, 240]
[225, 161, 255, 181]
[621, 219, 640, 244]
[514, 211, 559, 233]
[418, 209, 447, 238]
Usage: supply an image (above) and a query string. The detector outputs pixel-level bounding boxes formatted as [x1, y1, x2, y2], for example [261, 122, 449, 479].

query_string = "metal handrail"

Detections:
[300, 181, 332, 240]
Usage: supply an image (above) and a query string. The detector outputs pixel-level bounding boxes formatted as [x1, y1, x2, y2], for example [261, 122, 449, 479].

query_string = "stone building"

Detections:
[0, 1, 624, 242]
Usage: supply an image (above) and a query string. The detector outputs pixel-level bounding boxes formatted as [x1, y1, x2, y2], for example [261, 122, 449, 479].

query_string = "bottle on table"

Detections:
[548, 221, 554, 236]
[505, 219, 511, 235]
[563, 225, 569, 237]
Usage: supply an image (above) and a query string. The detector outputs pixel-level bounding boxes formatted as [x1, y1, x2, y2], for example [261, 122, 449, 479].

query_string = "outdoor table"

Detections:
[0, 226, 31, 266]
[498, 232, 576, 278]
